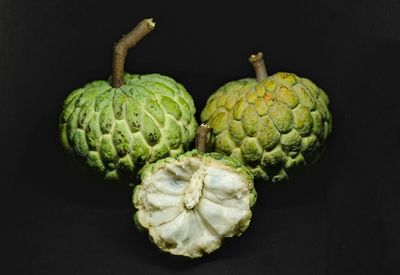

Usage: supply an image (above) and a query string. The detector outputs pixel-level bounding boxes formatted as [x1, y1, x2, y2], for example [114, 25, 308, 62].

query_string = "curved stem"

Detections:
[248, 52, 268, 83]
[195, 124, 212, 153]
[112, 18, 155, 88]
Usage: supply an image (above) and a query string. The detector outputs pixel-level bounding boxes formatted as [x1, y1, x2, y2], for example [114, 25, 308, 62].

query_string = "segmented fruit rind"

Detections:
[201, 72, 332, 182]
[60, 73, 198, 181]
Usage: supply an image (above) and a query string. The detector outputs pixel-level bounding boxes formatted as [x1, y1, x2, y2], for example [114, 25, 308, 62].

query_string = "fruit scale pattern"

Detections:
[201, 72, 332, 182]
[60, 73, 197, 181]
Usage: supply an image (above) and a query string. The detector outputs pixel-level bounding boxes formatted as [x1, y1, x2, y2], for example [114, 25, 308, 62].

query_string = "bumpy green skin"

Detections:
[59, 73, 198, 181]
[201, 72, 332, 182]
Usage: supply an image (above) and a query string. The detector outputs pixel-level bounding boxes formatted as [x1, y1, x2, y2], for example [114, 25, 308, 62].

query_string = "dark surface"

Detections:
[1, 0, 400, 274]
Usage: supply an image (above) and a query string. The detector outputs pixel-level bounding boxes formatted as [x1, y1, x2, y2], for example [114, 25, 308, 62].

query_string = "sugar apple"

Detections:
[201, 52, 332, 182]
[59, 19, 197, 181]
[133, 125, 256, 258]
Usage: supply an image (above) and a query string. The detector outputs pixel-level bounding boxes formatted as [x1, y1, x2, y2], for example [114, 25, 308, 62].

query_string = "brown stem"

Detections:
[195, 124, 212, 153]
[248, 52, 268, 83]
[112, 18, 155, 88]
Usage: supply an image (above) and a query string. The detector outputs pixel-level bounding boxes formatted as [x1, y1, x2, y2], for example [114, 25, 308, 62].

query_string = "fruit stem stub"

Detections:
[195, 124, 212, 153]
[249, 52, 268, 83]
[112, 18, 155, 88]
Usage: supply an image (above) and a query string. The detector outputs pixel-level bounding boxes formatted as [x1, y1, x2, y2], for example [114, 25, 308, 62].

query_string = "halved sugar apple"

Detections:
[201, 52, 332, 182]
[59, 19, 197, 181]
[133, 126, 256, 258]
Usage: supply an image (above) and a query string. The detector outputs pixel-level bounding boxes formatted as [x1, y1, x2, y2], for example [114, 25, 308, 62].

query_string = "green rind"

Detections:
[201, 72, 332, 182]
[59, 73, 198, 181]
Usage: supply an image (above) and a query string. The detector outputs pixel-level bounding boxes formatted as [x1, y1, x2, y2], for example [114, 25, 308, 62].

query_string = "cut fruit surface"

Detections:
[133, 150, 256, 258]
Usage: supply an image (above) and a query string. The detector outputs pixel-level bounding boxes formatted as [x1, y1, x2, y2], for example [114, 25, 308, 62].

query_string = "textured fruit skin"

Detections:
[201, 72, 332, 182]
[59, 73, 198, 181]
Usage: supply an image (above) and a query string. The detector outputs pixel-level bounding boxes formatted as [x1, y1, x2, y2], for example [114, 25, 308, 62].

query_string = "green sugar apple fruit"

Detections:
[133, 125, 256, 258]
[59, 19, 197, 181]
[201, 52, 332, 182]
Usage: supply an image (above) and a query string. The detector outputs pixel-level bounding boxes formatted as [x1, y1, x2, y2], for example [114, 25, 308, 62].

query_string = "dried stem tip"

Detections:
[249, 52, 268, 83]
[112, 18, 155, 88]
[195, 124, 212, 153]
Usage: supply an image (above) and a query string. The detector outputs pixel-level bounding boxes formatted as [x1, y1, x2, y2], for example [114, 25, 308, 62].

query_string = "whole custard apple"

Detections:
[133, 125, 256, 258]
[59, 19, 197, 181]
[201, 52, 332, 182]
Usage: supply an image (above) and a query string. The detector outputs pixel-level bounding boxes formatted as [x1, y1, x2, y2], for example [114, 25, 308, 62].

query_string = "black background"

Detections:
[2, 0, 400, 274]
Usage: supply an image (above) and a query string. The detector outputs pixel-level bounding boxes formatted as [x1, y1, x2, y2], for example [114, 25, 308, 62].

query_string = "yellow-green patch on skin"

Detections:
[99, 105, 114, 134]
[281, 130, 302, 155]
[87, 151, 105, 171]
[257, 116, 281, 150]
[100, 135, 118, 163]
[145, 98, 165, 125]
[209, 111, 228, 134]
[276, 86, 299, 109]
[160, 96, 182, 120]
[268, 102, 293, 133]
[77, 102, 95, 130]
[112, 91, 126, 120]
[275, 72, 297, 87]
[241, 105, 259, 137]
[113, 120, 132, 155]
[285, 154, 306, 169]
[229, 120, 246, 145]
[216, 89, 231, 107]
[149, 143, 169, 163]
[301, 134, 319, 154]
[130, 134, 150, 164]
[311, 111, 324, 139]
[200, 72, 332, 182]
[272, 169, 288, 182]
[292, 106, 313, 136]
[225, 93, 239, 110]
[261, 146, 287, 168]
[245, 90, 258, 103]
[163, 116, 182, 149]
[230, 148, 243, 163]
[125, 98, 142, 132]
[73, 129, 89, 157]
[105, 170, 119, 181]
[141, 113, 161, 146]
[301, 78, 319, 98]
[241, 138, 263, 164]
[254, 98, 269, 116]
[294, 84, 316, 111]
[262, 79, 276, 92]
[215, 131, 236, 154]
[255, 85, 265, 97]
[86, 113, 102, 150]
[116, 154, 135, 173]
[176, 97, 191, 123]
[233, 97, 248, 120]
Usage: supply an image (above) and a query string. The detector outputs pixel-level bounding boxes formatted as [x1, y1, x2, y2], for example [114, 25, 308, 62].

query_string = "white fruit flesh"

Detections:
[134, 157, 253, 258]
